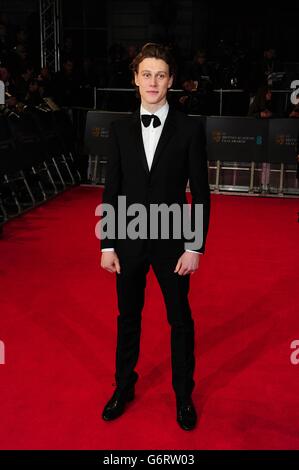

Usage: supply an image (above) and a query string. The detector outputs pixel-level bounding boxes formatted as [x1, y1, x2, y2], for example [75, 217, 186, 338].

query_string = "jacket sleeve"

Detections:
[101, 121, 121, 250]
[186, 120, 210, 253]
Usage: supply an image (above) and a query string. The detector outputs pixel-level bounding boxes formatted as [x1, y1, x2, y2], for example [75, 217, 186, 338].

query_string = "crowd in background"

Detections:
[1, 11, 299, 118]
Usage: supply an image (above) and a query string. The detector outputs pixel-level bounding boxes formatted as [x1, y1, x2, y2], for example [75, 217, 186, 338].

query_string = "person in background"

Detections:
[178, 74, 212, 115]
[191, 49, 215, 90]
[24, 78, 43, 106]
[248, 86, 273, 118]
[248, 86, 273, 193]
[52, 58, 79, 107]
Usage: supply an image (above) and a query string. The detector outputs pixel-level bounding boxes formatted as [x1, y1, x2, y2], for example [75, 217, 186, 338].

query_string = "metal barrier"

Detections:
[0, 109, 81, 224]
[75, 87, 294, 118]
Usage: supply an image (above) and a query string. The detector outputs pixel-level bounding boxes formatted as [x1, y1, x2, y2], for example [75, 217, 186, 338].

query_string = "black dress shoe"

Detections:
[102, 386, 135, 421]
[176, 398, 197, 431]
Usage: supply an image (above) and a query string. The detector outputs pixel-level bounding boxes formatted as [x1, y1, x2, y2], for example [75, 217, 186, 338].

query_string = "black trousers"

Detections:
[115, 253, 195, 399]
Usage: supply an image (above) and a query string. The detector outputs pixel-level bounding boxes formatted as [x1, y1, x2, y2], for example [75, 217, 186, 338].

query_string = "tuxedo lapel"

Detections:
[150, 107, 176, 173]
[130, 110, 150, 174]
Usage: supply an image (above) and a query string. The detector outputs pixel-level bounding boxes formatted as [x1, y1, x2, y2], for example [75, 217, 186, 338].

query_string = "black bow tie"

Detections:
[141, 114, 161, 128]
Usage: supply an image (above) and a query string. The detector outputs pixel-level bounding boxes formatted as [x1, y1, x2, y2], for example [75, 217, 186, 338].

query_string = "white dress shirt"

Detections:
[140, 102, 169, 171]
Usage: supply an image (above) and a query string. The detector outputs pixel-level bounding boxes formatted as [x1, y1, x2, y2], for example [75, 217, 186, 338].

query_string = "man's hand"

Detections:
[174, 252, 200, 276]
[101, 251, 121, 274]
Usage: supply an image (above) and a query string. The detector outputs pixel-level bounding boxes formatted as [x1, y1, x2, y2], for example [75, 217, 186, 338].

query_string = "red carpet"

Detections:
[0, 186, 299, 450]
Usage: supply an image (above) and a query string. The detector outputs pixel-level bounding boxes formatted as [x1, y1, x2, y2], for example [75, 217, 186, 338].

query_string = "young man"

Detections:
[100, 43, 210, 431]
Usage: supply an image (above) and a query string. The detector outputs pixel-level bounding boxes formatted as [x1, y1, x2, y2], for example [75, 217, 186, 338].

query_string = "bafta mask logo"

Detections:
[212, 130, 222, 143]
[91, 127, 101, 138]
[276, 134, 285, 145]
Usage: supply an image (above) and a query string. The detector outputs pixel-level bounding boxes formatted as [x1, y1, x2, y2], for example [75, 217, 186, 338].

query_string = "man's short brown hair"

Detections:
[131, 43, 176, 77]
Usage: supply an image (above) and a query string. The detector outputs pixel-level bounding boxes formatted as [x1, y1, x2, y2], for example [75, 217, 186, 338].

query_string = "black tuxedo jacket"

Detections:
[101, 106, 210, 258]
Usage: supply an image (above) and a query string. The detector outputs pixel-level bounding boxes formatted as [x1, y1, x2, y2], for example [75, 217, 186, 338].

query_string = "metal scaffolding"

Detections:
[39, 0, 62, 72]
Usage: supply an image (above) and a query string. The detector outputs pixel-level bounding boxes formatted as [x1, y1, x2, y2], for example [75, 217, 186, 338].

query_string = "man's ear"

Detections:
[134, 72, 139, 87]
[168, 75, 174, 89]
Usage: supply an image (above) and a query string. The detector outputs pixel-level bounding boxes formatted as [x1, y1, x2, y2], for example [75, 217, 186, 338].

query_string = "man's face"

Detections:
[29, 82, 39, 93]
[63, 61, 73, 74]
[134, 58, 173, 108]
[182, 79, 197, 92]
[197, 56, 206, 65]
[265, 49, 275, 60]
[0, 67, 9, 82]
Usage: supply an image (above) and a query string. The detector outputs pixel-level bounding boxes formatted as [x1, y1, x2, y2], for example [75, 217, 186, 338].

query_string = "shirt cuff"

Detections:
[185, 250, 202, 254]
[101, 248, 115, 252]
